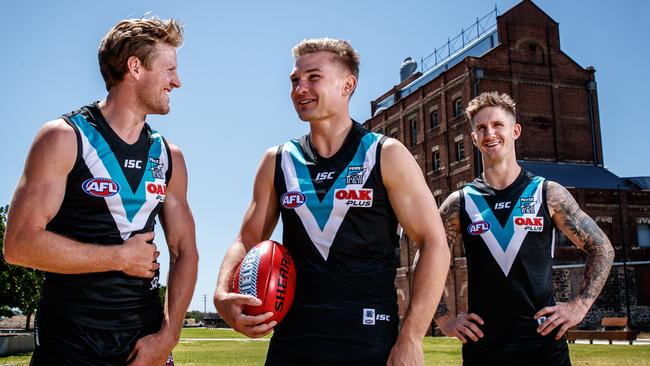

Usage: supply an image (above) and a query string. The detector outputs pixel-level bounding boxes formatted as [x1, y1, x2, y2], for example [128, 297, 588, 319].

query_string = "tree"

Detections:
[0, 205, 13, 318]
[159, 285, 167, 308]
[0, 205, 44, 330]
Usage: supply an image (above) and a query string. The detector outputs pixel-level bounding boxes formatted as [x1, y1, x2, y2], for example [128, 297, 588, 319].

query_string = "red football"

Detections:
[232, 240, 296, 324]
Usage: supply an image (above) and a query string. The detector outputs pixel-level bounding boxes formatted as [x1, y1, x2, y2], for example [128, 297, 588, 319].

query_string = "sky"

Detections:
[1, 0, 649, 312]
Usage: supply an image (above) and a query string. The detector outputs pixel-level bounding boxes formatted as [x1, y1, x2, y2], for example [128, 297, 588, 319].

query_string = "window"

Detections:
[432, 151, 441, 171]
[453, 98, 463, 118]
[528, 43, 545, 64]
[455, 141, 465, 161]
[429, 109, 439, 129]
[409, 118, 418, 147]
[638, 223, 650, 248]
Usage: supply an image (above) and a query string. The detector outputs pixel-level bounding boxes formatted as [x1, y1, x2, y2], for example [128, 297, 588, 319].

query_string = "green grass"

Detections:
[2, 329, 649, 365]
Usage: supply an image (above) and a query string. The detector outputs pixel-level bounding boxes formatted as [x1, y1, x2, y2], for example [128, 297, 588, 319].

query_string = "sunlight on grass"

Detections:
[1, 330, 649, 365]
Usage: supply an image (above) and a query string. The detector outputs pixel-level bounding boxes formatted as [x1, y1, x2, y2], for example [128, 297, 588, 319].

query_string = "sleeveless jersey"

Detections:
[271, 122, 400, 362]
[42, 103, 172, 330]
[460, 170, 556, 340]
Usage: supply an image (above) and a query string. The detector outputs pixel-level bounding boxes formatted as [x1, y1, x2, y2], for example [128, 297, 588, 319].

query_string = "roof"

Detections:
[625, 177, 650, 190]
[518, 161, 634, 190]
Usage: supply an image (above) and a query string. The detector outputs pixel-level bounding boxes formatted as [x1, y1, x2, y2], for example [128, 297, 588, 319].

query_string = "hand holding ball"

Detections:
[232, 240, 296, 324]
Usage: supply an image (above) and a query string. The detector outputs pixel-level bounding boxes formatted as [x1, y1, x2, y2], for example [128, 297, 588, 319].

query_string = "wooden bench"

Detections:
[566, 317, 638, 345]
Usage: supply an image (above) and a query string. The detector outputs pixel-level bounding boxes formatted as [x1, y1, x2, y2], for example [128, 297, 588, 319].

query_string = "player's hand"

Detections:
[437, 313, 484, 343]
[535, 299, 589, 340]
[214, 292, 276, 338]
[387, 336, 424, 366]
[119, 232, 160, 278]
[126, 331, 174, 366]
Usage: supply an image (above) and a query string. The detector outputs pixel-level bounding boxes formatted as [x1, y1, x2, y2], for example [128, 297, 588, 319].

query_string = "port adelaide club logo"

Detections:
[82, 177, 120, 197]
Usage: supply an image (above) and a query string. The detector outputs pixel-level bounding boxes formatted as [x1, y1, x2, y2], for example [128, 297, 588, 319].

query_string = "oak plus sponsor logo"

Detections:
[467, 220, 490, 235]
[281, 191, 306, 209]
[82, 177, 120, 197]
[146, 182, 167, 203]
[345, 165, 366, 185]
[335, 188, 373, 207]
[514, 216, 544, 232]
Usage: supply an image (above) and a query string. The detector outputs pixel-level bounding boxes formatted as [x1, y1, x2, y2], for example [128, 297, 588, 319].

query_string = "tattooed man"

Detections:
[434, 92, 614, 365]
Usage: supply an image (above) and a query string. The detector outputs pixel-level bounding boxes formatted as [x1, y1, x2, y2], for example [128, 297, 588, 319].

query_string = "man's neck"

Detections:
[308, 115, 353, 158]
[481, 155, 521, 190]
[98, 90, 147, 144]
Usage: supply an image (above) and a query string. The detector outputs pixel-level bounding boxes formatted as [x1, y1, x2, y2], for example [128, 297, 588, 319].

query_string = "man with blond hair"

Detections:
[214, 38, 450, 365]
[434, 92, 614, 365]
[4, 17, 198, 366]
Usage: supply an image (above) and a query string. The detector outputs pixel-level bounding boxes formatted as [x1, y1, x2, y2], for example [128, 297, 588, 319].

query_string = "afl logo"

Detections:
[281, 191, 306, 209]
[82, 177, 120, 197]
[467, 220, 490, 235]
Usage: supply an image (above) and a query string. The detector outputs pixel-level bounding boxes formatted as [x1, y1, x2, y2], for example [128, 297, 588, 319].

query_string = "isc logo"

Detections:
[514, 216, 544, 232]
[335, 189, 373, 207]
[82, 178, 120, 197]
[281, 191, 306, 209]
[494, 202, 511, 209]
[123, 159, 142, 169]
[467, 220, 490, 235]
[315, 171, 335, 181]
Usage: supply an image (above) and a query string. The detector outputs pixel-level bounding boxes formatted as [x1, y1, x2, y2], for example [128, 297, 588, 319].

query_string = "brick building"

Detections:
[364, 0, 650, 331]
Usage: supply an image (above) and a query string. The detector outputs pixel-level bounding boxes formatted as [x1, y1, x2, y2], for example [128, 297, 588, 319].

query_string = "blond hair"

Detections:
[466, 92, 517, 126]
[292, 38, 360, 79]
[98, 17, 184, 91]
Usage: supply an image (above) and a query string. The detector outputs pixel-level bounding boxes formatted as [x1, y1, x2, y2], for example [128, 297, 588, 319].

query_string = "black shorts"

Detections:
[30, 312, 162, 366]
[462, 337, 571, 366]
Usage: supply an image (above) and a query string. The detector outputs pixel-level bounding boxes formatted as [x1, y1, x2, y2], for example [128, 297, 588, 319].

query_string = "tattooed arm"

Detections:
[434, 191, 485, 343]
[535, 181, 614, 339]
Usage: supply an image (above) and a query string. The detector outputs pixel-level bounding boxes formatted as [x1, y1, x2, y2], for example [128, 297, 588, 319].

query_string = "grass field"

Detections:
[2, 328, 650, 365]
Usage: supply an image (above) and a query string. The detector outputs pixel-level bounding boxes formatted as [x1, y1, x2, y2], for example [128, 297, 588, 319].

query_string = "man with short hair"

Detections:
[4, 17, 198, 366]
[434, 92, 614, 365]
[214, 38, 450, 365]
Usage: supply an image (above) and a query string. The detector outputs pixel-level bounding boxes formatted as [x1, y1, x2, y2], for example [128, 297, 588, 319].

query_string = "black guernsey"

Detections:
[460, 170, 556, 340]
[41, 103, 172, 330]
[269, 122, 400, 364]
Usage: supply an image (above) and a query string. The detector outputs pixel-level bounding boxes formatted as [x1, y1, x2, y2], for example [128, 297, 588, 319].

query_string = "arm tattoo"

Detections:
[439, 192, 462, 254]
[547, 183, 615, 303]
[434, 192, 462, 320]
[434, 299, 449, 320]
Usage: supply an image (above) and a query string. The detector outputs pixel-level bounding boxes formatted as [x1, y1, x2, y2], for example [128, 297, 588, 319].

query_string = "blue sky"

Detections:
[1, 0, 648, 312]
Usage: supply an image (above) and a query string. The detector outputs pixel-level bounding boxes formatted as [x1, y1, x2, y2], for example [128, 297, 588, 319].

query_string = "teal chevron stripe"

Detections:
[287, 132, 380, 231]
[464, 176, 543, 251]
[71, 114, 163, 222]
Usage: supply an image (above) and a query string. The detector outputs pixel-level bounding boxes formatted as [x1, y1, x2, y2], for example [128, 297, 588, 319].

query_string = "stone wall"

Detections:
[553, 265, 650, 331]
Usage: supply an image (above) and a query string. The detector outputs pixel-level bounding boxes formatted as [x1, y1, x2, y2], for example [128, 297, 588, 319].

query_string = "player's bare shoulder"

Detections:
[545, 180, 579, 218]
[27, 118, 78, 173]
[440, 191, 462, 220]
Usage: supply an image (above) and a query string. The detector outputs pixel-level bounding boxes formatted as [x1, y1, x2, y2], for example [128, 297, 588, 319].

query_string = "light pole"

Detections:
[617, 182, 632, 326]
